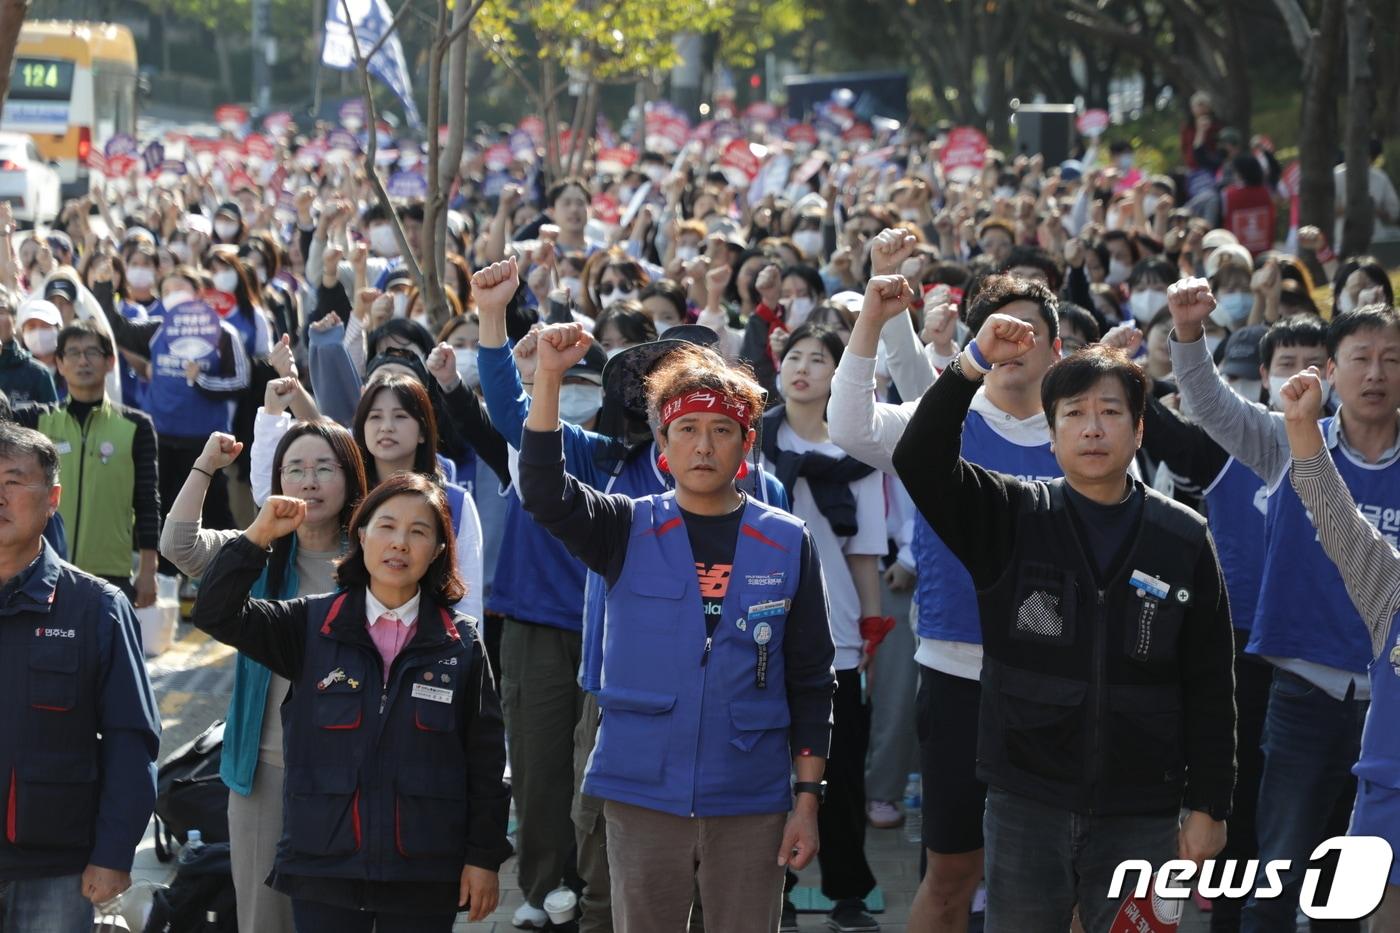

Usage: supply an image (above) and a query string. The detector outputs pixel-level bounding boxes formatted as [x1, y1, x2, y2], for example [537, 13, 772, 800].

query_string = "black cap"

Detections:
[43, 278, 78, 304]
[215, 201, 242, 223]
[1220, 324, 1267, 378]
[566, 342, 608, 385]
[601, 327, 721, 418]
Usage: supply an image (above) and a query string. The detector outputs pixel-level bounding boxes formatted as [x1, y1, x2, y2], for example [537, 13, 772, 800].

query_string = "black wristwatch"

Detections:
[793, 781, 827, 804]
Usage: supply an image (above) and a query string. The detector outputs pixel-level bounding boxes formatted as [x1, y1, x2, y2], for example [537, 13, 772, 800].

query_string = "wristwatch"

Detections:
[793, 781, 827, 804]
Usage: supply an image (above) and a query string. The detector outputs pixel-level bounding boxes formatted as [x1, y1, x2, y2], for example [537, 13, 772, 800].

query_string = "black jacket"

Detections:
[892, 365, 1236, 820]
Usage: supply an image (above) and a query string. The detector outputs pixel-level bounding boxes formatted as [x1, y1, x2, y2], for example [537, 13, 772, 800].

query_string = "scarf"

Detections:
[760, 405, 874, 536]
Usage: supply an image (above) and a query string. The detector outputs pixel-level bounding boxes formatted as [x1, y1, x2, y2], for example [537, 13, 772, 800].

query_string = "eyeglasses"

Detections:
[59, 347, 110, 362]
[280, 464, 342, 484]
[598, 281, 635, 297]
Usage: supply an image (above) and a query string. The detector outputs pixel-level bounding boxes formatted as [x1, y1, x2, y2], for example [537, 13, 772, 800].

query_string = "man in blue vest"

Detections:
[891, 282, 1236, 933]
[518, 323, 836, 933]
[0, 422, 160, 932]
[1168, 279, 1400, 931]
[830, 267, 1063, 933]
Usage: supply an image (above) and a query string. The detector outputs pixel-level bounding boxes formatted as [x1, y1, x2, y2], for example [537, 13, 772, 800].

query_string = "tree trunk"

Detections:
[1341, 0, 1375, 256]
[1298, 0, 1346, 238]
[418, 0, 449, 319]
[0, 0, 30, 121]
[542, 61, 561, 183]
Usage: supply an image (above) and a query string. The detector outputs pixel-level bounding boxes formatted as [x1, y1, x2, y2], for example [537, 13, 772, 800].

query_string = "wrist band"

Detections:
[965, 339, 992, 374]
[192, 466, 215, 479]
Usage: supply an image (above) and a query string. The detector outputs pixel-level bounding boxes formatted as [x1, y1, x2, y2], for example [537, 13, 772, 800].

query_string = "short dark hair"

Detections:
[56, 320, 113, 359]
[1128, 257, 1175, 289]
[1056, 302, 1101, 344]
[1260, 316, 1328, 368]
[0, 422, 59, 486]
[965, 274, 1059, 341]
[595, 305, 657, 345]
[1327, 304, 1400, 359]
[638, 279, 687, 322]
[781, 263, 827, 301]
[547, 176, 592, 208]
[1041, 346, 1148, 429]
[778, 323, 845, 372]
[1002, 246, 1063, 293]
[335, 472, 465, 607]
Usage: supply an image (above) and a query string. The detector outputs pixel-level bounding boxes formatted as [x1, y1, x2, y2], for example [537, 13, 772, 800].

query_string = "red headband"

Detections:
[660, 389, 753, 428]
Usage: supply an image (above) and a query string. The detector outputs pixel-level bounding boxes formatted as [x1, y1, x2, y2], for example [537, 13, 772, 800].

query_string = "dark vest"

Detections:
[277, 588, 481, 884]
[976, 479, 1209, 816]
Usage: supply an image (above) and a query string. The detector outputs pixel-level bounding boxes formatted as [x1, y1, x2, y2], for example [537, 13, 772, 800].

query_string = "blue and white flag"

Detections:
[321, 0, 421, 128]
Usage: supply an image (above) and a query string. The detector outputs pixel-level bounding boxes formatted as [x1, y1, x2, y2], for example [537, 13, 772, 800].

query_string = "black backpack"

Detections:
[141, 841, 238, 933]
[152, 720, 230, 862]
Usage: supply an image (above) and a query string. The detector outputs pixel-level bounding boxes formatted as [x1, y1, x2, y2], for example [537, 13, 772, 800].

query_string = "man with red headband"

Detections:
[518, 322, 837, 933]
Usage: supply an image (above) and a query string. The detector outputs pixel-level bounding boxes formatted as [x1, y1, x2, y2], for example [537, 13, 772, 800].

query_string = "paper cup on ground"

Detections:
[544, 888, 578, 925]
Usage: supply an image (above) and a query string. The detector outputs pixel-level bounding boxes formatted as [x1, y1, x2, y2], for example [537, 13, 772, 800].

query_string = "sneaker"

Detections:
[780, 899, 800, 932]
[826, 899, 879, 932]
[512, 901, 549, 929]
[866, 800, 903, 829]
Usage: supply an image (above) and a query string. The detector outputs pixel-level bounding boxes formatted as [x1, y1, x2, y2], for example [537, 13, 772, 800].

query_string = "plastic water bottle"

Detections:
[902, 772, 922, 844]
[204, 909, 220, 931]
[179, 829, 205, 865]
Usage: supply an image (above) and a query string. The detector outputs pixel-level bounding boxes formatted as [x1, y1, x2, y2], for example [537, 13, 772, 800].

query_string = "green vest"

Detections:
[38, 399, 137, 577]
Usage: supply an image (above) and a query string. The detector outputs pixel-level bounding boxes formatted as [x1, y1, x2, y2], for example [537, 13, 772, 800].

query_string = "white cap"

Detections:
[1205, 243, 1254, 279]
[1201, 229, 1240, 252]
[17, 299, 61, 329]
[831, 291, 863, 315]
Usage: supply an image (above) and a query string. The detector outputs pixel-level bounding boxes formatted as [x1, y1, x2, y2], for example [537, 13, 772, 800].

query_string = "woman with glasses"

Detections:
[159, 420, 368, 933]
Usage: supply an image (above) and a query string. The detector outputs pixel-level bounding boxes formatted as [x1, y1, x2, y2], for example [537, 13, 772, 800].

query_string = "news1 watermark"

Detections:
[1109, 837, 1395, 921]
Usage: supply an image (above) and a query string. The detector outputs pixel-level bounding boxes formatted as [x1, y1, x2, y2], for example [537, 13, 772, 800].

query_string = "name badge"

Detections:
[1128, 570, 1170, 601]
[747, 599, 789, 621]
[411, 683, 453, 704]
[54, 442, 72, 455]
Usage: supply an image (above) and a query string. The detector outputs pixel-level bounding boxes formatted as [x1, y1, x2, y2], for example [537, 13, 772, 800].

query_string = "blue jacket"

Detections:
[0, 541, 160, 878]
[587, 493, 806, 817]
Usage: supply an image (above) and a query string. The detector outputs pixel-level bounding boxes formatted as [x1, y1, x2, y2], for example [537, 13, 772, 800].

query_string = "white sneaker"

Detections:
[512, 902, 550, 928]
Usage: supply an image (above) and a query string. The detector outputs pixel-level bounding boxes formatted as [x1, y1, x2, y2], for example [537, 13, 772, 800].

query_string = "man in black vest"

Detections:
[888, 282, 1236, 933]
[0, 422, 160, 932]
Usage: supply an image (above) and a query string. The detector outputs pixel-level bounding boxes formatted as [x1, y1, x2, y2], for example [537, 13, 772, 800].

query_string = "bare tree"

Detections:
[0, 0, 32, 121]
[1275, 0, 1346, 241]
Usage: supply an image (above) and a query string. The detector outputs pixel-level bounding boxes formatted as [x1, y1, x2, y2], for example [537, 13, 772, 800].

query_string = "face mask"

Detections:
[169, 241, 191, 262]
[1105, 208, 1123, 231]
[1106, 259, 1132, 286]
[675, 245, 699, 262]
[125, 266, 155, 290]
[600, 288, 637, 310]
[1337, 291, 1357, 315]
[214, 219, 240, 241]
[559, 276, 582, 302]
[1143, 195, 1160, 216]
[559, 383, 603, 425]
[785, 296, 815, 328]
[1229, 378, 1262, 404]
[23, 328, 56, 357]
[1205, 334, 1224, 356]
[993, 186, 1016, 200]
[1267, 376, 1291, 410]
[793, 230, 824, 260]
[411, 312, 430, 331]
[162, 290, 194, 309]
[369, 225, 400, 258]
[618, 186, 636, 204]
[392, 292, 409, 318]
[453, 347, 479, 388]
[212, 269, 240, 294]
[645, 165, 666, 185]
[1128, 288, 1168, 324]
[1210, 292, 1253, 328]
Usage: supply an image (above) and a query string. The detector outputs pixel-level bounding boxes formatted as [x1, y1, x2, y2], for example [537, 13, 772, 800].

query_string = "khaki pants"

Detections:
[227, 762, 294, 933]
[604, 800, 786, 933]
[572, 692, 612, 933]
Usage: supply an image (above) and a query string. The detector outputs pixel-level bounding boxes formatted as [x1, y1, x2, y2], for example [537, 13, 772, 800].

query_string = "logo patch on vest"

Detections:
[33, 627, 75, 639]
[745, 572, 786, 587]
[1390, 640, 1400, 677]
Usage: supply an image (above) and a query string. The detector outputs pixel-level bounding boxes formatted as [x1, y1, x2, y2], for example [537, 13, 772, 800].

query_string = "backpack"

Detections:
[152, 720, 229, 862]
[142, 842, 238, 932]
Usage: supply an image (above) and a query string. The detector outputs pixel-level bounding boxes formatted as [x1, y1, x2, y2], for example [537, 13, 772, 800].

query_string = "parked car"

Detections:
[0, 132, 62, 225]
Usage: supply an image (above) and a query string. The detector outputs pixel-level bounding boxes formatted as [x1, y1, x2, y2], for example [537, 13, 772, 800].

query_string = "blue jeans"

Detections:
[1242, 668, 1367, 933]
[982, 787, 1177, 933]
[0, 872, 93, 933]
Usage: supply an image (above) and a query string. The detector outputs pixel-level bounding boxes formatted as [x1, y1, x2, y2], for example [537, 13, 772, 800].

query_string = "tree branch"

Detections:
[363, 0, 415, 64]
[441, 0, 488, 47]
[1272, 0, 1314, 59]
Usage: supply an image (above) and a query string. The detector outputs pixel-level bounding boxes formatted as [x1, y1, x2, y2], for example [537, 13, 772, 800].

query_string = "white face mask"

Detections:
[785, 296, 815, 328]
[1267, 375, 1291, 410]
[453, 346, 479, 387]
[162, 290, 195, 309]
[559, 277, 582, 302]
[369, 225, 401, 258]
[1210, 292, 1253, 328]
[559, 383, 603, 425]
[212, 269, 240, 294]
[392, 292, 409, 318]
[1105, 208, 1123, 231]
[23, 328, 56, 357]
[600, 288, 637, 310]
[214, 219, 240, 241]
[793, 230, 824, 260]
[1337, 290, 1357, 315]
[1106, 258, 1132, 286]
[125, 266, 155, 290]
[1129, 288, 1168, 324]
[675, 245, 699, 262]
[1228, 378, 1262, 404]
[644, 165, 666, 185]
[1142, 195, 1160, 216]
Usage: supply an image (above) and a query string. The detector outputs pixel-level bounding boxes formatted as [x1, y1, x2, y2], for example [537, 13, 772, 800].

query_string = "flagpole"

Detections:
[312, 0, 325, 120]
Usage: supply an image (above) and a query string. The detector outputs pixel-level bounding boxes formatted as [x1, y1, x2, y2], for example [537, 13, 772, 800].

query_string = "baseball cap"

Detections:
[1220, 324, 1267, 378]
[566, 342, 607, 386]
[43, 278, 78, 305]
[1201, 229, 1240, 252]
[17, 300, 62, 329]
[1205, 243, 1253, 279]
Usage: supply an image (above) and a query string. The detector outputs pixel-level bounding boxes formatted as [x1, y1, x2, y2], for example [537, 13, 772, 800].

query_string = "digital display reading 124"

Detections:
[12, 59, 74, 101]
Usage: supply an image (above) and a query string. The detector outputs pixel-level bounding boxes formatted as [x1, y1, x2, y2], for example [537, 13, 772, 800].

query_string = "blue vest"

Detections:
[487, 490, 588, 630]
[913, 411, 1059, 643]
[587, 493, 805, 818]
[1202, 457, 1267, 633]
[277, 589, 483, 883]
[145, 302, 232, 439]
[1248, 424, 1400, 671]
[1358, 614, 1400, 789]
